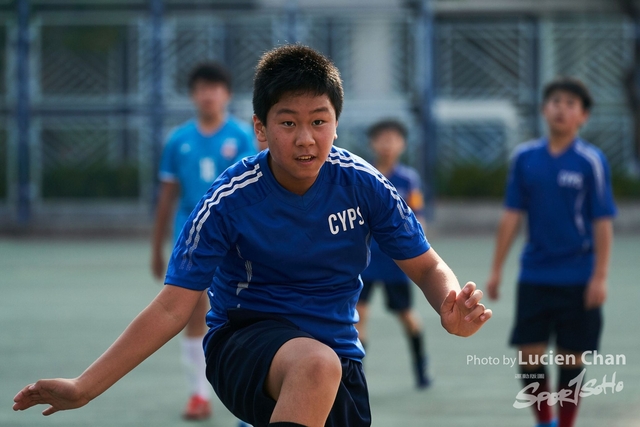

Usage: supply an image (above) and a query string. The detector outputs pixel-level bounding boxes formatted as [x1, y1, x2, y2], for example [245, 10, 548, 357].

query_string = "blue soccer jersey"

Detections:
[505, 137, 617, 285]
[158, 116, 257, 241]
[165, 147, 430, 360]
[361, 164, 425, 284]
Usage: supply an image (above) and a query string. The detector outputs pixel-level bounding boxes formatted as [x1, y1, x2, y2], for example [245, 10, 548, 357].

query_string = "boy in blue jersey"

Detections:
[486, 77, 616, 427]
[357, 119, 430, 388]
[13, 45, 492, 427]
[150, 62, 256, 420]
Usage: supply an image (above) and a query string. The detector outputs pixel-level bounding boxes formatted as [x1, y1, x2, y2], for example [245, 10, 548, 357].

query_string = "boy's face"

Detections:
[370, 129, 406, 165]
[253, 92, 337, 195]
[542, 90, 589, 137]
[191, 80, 231, 122]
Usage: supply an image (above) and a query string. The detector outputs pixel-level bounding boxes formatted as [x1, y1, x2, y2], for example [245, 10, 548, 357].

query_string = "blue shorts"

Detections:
[510, 283, 602, 352]
[359, 280, 411, 312]
[205, 309, 372, 427]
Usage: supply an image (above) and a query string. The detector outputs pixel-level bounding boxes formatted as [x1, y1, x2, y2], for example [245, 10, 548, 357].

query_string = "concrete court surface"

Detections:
[0, 235, 638, 427]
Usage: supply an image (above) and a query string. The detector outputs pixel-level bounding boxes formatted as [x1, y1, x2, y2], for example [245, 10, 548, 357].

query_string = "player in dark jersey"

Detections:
[14, 45, 492, 427]
[486, 77, 616, 427]
[357, 119, 430, 388]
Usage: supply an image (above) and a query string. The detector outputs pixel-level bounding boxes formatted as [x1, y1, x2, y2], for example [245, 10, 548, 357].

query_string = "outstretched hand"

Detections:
[13, 378, 89, 416]
[440, 282, 492, 337]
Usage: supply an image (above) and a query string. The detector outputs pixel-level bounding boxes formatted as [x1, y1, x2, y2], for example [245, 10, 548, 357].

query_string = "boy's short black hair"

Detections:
[188, 62, 232, 92]
[253, 44, 344, 124]
[367, 119, 408, 141]
[542, 76, 593, 111]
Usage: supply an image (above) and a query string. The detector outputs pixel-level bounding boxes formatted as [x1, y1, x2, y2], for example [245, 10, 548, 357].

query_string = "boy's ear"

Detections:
[253, 115, 267, 143]
[579, 110, 590, 127]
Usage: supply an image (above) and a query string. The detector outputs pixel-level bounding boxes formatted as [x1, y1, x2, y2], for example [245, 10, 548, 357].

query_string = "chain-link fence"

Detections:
[3, 4, 420, 211]
[435, 17, 635, 170]
[2, 2, 638, 226]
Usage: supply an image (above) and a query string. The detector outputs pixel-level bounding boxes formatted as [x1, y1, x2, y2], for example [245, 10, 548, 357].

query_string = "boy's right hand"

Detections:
[486, 271, 501, 300]
[13, 378, 90, 416]
[151, 251, 166, 282]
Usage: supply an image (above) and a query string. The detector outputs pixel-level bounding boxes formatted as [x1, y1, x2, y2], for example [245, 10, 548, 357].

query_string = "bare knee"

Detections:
[557, 347, 583, 368]
[397, 309, 421, 335]
[267, 338, 342, 402]
[518, 343, 548, 372]
[297, 345, 342, 384]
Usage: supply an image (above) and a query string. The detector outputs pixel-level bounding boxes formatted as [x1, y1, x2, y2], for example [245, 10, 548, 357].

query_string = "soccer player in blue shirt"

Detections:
[13, 45, 492, 427]
[486, 77, 616, 427]
[357, 119, 431, 388]
[150, 62, 256, 420]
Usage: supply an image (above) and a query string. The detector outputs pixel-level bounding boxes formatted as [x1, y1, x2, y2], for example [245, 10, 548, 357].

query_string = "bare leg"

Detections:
[396, 309, 421, 336]
[355, 302, 370, 345]
[265, 337, 342, 427]
[397, 309, 429, 387]
[519, 343, 547, 372]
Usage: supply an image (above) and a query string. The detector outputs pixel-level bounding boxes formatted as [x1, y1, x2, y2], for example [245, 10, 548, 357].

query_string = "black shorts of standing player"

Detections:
[510, 283, 602, 352]
[359, 280, 412, 312]
[205, 309, 372, 427]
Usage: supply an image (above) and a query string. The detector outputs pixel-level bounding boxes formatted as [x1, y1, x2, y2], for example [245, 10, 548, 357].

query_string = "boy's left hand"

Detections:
[585, 276, 607, 309]
[440, 282, 492, 337]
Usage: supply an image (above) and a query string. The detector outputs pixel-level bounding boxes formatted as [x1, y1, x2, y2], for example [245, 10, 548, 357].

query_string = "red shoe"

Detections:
[182, 395, 212, 421]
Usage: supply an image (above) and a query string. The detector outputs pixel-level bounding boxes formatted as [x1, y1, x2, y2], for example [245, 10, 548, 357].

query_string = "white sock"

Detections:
[181, 336, 211, 399]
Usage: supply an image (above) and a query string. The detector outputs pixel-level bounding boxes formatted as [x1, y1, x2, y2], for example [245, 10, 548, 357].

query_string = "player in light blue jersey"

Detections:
[357, 119, 431, 388]
[150, 62, 256, 421]
[14, 45, 491, 427]
[158, 117, 256, 242]
[486, 77, 616, 427]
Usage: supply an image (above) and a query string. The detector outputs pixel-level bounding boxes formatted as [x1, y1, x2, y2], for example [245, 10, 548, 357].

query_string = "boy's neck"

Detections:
[375, 159, 398, 176]
[547, 132, 577, 155]
[197, 113, 225, 136]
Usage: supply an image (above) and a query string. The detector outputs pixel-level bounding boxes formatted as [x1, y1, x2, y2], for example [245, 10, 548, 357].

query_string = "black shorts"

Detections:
[510, 283, 602, 352]
[205, 309, 372, 427]
[359, 280, 411, 312]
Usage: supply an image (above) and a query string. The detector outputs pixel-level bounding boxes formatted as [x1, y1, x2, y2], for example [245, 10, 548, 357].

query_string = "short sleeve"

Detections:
[406, 169, 425, 217]
[159, 130, 180, 183]
[164, 187, 231, 290]
[587, 151, 617, 219]
[504, 150, 526, 210]
[367, 176, 430, 261]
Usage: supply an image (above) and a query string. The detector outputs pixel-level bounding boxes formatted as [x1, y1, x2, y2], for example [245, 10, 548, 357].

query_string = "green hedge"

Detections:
[612, 172, 640, 199]
[32, 162, 640, 200]
[42, 164, 139, 199]
[0, 139, 5, 199]
[436, 163, 640, 200]
[0, 168, 5, 199]
[436, 164, 508, 199]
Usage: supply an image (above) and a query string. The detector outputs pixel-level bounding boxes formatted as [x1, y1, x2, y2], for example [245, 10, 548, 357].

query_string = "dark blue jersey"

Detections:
[165, 147, 430, 360]
[361, 164, 425, 284]
[505, 138, 617, 285]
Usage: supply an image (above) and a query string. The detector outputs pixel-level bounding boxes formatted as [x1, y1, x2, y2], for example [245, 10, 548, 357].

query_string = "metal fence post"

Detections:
[530, 16, 542, 139]
[150, 0, 164, 208]
[16, 0, 31, 225]
[416, 0, 436, 221]
[285, 0, 300, 44]
[630, 6, 640, 168]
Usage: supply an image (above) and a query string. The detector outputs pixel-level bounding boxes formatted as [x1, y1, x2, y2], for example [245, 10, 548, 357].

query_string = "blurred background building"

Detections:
[1, 0, 639, 233]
